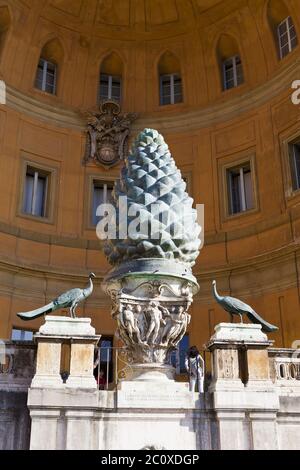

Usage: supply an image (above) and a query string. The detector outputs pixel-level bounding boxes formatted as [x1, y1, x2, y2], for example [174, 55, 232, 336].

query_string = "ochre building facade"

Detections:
[0, 0, 300, 357]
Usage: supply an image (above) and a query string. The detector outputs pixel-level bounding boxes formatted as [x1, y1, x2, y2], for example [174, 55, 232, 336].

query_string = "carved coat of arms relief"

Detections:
[83, 100, 137, 168]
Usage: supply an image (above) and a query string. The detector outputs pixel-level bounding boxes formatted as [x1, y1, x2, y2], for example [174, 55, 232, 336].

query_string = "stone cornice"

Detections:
[196, 242, 299, 279]
[3, 59, 300, 133]
[0, 232, 299, 304]
[5, 86, 84, 131]
[0, 206, 298, 252]
[0, 237, 299, 287]
[138, 61, 300, 132]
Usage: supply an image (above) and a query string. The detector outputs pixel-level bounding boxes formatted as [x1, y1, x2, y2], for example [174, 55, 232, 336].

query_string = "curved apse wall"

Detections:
[0, 0, 299, 350]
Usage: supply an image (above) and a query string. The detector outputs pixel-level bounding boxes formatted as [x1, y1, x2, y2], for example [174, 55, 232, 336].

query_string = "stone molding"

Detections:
[0, 207, 297, 250]
[0, 241, 300, 303]
[3, 59, 300, 132]
[0, 205, 299, 260]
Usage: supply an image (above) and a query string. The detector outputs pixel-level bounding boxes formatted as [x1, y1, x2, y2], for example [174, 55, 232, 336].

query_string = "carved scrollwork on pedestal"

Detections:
[116, 348, 134, 381]
[125, 280, 174, 298]
[123, 280, 193, 300]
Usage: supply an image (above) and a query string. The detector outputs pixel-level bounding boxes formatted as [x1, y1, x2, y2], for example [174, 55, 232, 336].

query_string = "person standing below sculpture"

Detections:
[185, 346, 205, 393]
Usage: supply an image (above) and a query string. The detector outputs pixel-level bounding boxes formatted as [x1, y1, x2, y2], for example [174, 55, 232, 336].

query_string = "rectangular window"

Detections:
[170, 334, 189, 374]
[278, 16, 298, 59]
[289, 140, 300, 191]
[35, 58, 57, 94]
[227, 162, 254, 215]
[99, 74, 121, 102]
[92, 180, 113, 226]
[160, 74, 183, 105]
[223, 56, 244, 90]
[11, 328, 34, 341]
[22, 166, 49, 218]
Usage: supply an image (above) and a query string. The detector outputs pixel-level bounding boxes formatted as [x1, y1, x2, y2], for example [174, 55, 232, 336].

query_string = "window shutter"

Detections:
[23, 173, 34, 214]
[243, 170, 254, 210]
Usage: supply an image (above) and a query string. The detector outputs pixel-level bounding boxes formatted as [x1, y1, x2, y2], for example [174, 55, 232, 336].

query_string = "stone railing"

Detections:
[268, 348, 300, 385]
[0, 341, 36, 450]
[0, 341, 36, 391]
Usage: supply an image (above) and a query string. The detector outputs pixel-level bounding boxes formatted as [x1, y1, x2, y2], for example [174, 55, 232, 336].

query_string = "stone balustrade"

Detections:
[268, 348, 300, 383]
[2, 334, 300, 450]
[0, 341, 36, 391]
[0, 341, 36, 450]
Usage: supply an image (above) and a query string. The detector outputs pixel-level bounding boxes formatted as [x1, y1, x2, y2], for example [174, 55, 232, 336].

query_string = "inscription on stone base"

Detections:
[117, 382, 199, 409]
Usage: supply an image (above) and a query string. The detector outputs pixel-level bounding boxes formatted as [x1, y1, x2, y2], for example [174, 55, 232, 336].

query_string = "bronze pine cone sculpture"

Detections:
[103, 128, 201, 267]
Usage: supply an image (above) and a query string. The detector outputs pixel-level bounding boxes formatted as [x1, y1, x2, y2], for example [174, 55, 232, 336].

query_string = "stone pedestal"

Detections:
[29, 409, 61, 450]
[31, 316, 100, 390]
[117, 378, 195, 409]
[67, 339, 98, 389]
[31, 340, 63, 389]
[28, 318, 300, 450]
[246, 348, 271, 388]
[208, 345, 243, 391]
[124, 363, 175, 382]
[207, 322, 272, 392]
[206, 322, 279, 450]
[103, 259, 199, 381]
[28, 316, 100, 450]
[211, 322, 268, 342]
[27, 386, 207, 450]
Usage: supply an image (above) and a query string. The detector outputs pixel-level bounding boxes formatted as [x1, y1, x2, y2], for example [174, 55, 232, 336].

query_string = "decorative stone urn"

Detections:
[101, 129, 201, 381]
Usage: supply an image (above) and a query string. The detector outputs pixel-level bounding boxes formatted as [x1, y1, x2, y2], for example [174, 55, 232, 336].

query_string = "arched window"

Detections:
[267, 0, 298, 59]
[217, 34, 244, 91]
[158, 51, 183, 106]
[0, 6, 11, 56]
[99, 52, 122, 103]
[35, 38, 64, 95]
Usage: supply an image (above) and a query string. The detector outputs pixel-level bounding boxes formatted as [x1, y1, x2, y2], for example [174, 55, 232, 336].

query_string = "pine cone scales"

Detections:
[104, 128, 201, 267]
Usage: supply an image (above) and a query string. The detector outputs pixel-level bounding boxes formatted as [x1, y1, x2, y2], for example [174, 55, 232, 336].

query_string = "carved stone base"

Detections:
[31, 316, 100, 390]
[206, 322, 273, 392]
[117, 379, 196, 409]
[210, 322, 268, 342]
[122, 363, 175, 382]
[103, 259, 199, 376]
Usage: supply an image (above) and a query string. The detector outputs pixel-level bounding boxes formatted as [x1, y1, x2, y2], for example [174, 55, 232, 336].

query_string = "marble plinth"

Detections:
[39, 316, 95, 337]
[211, 322, 268, 342]
[30, 316, 100, 390]
[117, 377, 198, 409]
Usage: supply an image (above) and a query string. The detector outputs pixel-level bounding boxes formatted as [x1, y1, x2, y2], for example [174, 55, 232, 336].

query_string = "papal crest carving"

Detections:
[83, 100, 137, 167]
